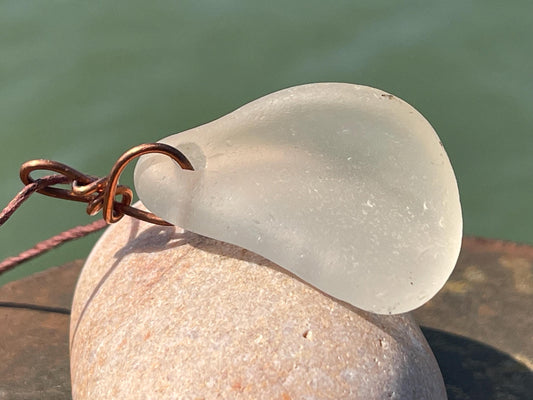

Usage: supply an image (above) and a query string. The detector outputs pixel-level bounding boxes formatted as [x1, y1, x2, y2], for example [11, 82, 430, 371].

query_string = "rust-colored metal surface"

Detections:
[414, 237, 533, 399]
[0, 260, 83, 399]
[0, 238, 532, 399]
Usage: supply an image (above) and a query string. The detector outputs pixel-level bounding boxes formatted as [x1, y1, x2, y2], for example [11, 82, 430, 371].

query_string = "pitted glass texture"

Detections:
[134, 83, 462, 314]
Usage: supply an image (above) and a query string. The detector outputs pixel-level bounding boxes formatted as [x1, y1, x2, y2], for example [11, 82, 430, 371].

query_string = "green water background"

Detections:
[1, 1, 532, 285]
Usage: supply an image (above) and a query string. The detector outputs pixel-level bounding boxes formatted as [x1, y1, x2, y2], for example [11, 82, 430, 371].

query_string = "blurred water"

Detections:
[1, 1, 532, 285]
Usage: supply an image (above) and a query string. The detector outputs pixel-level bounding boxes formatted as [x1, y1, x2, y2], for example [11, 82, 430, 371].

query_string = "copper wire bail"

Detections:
[19, 143, 194, 226]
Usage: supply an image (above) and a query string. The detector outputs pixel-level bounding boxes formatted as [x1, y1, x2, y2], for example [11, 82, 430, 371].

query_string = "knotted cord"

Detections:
[0, 143, 193, 276]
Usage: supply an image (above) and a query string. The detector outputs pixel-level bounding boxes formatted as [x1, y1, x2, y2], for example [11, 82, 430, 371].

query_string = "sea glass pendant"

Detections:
[134, 83, 462, 314]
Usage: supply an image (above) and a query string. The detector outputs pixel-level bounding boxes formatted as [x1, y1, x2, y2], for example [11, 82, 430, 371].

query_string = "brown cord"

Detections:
[0, 176, 108, 275]
[0, 175, 68, 227]
[0, 220, 107, 275]
[0, 143, 194, 276]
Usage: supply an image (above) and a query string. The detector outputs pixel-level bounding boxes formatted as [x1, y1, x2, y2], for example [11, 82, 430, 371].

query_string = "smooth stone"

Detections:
[70, 206, 447, 399]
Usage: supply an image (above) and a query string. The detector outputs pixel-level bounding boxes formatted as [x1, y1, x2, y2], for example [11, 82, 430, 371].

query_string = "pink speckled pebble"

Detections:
[70, 204, 446, 400]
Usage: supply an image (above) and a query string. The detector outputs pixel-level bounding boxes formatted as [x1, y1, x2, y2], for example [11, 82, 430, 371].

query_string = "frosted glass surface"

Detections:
[134, 83, 462, 314]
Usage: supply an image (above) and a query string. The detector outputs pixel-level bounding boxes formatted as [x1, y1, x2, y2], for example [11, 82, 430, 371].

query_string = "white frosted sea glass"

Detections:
[134, 83, 462, 314]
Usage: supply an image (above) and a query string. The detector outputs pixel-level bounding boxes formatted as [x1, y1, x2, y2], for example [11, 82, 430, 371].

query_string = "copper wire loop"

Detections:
[19, 143, 194, 225]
